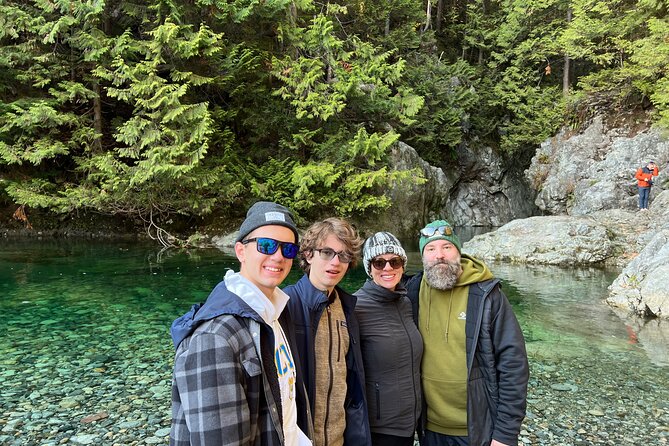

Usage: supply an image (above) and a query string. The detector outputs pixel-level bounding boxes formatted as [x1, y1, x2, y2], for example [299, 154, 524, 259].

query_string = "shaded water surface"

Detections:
[1, 240, 667, 445]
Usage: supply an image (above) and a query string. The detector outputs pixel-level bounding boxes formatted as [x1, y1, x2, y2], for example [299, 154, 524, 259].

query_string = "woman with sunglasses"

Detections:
[354, 232, 423, 446]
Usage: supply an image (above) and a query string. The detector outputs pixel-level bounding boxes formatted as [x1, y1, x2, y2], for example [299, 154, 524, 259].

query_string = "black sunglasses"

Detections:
[420, 225, 453, 237]
[313, 248, 354, 264]
[371, 257, 404, 270]
[241, 237, 299, 259]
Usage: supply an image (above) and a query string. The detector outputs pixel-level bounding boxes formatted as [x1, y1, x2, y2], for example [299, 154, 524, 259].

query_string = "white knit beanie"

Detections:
[362, 232, 407, 277]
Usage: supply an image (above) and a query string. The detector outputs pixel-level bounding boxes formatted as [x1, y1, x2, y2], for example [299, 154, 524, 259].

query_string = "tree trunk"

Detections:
[423, 0, 432, 33]
[436, 0, 444, 32]
[93, 81, 103, 152]
[563, 8, 572, 96]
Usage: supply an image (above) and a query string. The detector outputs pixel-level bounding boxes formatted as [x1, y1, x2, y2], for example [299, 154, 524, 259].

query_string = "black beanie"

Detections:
[236, 201, 299, 243]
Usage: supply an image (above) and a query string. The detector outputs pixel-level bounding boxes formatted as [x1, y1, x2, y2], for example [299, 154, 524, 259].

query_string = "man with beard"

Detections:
[406, 220, 529, 446]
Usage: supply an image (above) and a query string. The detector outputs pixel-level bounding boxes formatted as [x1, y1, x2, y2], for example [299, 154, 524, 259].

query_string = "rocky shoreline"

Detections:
[2, 347, 667, 445]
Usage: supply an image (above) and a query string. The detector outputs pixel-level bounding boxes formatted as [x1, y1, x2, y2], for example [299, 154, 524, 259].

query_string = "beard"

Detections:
[423, 257, 462, 290]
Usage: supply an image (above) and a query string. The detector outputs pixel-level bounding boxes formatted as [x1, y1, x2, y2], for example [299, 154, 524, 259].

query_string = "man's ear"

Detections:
[235, 242, 246, 263]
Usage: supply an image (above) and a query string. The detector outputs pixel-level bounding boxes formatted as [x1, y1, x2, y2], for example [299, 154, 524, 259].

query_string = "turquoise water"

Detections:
[1, 239, 668, 445]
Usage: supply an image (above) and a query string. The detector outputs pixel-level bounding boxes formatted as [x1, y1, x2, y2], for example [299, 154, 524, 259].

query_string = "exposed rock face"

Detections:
[463, 215, 613, 265]
[375, 142, 457, 240]
[525, 116, 669, 215]
[492, 115, 669, 319]
[369, 142, 538, 239]
[606, 191, 669, 318]
[448, 144, 537, 226]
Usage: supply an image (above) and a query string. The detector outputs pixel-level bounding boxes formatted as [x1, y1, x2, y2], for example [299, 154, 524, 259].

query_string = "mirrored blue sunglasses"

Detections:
[241, 237, 299, 259]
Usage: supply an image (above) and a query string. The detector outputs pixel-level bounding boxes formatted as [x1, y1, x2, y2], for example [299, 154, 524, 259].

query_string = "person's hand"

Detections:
[491, 441, 510, 446]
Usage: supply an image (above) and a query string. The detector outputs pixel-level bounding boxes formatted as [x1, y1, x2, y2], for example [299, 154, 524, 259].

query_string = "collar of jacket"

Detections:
[291, 273, 358, 315]
[355, 278, 407, 304]
[170, 280, 267, 348]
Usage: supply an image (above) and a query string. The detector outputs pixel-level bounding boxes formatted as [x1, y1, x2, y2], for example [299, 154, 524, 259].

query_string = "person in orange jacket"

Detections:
[635, 161, 659, 210]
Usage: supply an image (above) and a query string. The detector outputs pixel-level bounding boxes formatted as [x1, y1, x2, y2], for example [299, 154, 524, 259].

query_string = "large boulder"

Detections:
[607, 229, 669, 318]
[599, 190, 669, 318]
[463, 215, 613, 265]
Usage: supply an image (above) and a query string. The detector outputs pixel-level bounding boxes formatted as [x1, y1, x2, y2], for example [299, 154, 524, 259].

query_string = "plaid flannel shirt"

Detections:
[170, 315, 283, 446]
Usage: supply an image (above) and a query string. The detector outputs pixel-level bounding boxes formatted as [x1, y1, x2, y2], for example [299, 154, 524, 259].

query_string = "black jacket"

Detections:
[354, 279, 423, 437]
[406, 272, 529, 446]
[283, 274, 372, 445]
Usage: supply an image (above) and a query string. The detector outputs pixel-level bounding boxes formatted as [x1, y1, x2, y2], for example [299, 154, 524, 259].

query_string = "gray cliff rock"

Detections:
[606, 191, 669, 318]
[366, 142, 537, 239]
[489, 116, 669, 318]
[376, 142, 457, 240]
[447, 144, 537, 226]
[525, 116, 669, 215]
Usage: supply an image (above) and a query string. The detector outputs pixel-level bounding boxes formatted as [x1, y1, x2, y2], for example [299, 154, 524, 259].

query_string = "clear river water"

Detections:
[1, 239, 667, 445]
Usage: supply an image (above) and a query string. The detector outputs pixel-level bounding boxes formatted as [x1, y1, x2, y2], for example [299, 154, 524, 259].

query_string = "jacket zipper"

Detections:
[336, 319, 342, 362]
[375, 382, 381, 420]
[397, 300, 419, 426]
[325, 305, 333, 446]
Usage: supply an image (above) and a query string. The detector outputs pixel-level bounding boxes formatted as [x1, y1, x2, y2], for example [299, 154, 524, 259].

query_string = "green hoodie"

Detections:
[418, 254, 493, 436]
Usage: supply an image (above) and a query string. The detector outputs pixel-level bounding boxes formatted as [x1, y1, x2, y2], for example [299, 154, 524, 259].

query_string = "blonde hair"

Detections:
[298, 218, 363, 272]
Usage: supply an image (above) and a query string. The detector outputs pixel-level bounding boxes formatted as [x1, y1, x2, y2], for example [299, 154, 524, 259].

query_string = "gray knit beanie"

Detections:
[236, 201, 299, 243]
[362, 231, 407, 277]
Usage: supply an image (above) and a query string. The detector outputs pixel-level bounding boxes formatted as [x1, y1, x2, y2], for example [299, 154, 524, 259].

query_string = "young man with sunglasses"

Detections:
[170, 201, 312, 446]
[406, 220, 528, 446]
[354, 232, 423, 446]
[283, 218, 372, 446]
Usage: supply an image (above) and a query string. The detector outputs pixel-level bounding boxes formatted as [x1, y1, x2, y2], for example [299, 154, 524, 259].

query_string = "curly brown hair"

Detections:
[298, 217, 363, 273]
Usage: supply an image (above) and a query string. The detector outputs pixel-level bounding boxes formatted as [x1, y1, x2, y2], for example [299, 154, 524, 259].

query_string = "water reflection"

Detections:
[486, 261, 668, 367]
[610, 308, 669, 368]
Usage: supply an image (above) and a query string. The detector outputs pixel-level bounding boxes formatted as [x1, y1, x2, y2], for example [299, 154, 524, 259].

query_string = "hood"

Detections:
[225, 270, 289, 326]
[170, 271, 263, 349]
[456, 254, 494, 287]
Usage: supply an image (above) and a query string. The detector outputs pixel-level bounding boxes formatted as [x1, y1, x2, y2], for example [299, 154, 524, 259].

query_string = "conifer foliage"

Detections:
[0, 0, 424, 229]
[2, 0, 669, 233]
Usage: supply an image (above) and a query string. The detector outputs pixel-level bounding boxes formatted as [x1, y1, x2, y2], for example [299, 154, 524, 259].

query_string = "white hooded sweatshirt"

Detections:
[225, 270, 310, 446]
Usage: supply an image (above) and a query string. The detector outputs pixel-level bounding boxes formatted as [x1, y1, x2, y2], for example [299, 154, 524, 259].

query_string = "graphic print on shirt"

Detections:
[276, 341, 296, 401]
[276, 343, 295, 375]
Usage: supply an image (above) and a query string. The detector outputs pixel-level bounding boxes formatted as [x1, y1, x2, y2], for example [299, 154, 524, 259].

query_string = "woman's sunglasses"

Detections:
[371, 257, 404, 270]
[241, 237, 299, 259]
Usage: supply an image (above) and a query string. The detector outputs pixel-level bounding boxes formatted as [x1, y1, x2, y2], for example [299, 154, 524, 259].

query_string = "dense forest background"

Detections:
[2, 0, 668, 239]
